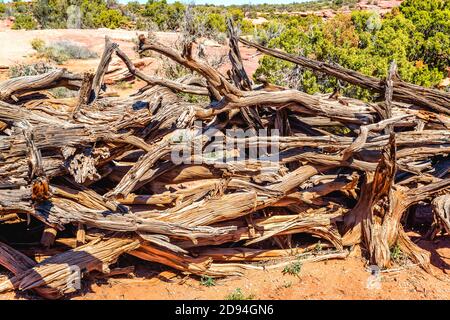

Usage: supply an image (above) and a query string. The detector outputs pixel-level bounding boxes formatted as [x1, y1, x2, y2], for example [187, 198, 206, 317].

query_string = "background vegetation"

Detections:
[254, 0, 450, 99]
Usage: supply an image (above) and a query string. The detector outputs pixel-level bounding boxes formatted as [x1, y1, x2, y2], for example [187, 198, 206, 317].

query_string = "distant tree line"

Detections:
[2, 0, 255, 34]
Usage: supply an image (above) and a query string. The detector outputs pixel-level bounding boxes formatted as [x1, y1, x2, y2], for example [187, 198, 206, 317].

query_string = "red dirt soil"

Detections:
[0, 236, 449, 300]
[58, 236, 450, 300]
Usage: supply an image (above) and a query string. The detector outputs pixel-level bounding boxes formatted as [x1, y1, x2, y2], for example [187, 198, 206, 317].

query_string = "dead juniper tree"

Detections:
[0, 21, 448, 299]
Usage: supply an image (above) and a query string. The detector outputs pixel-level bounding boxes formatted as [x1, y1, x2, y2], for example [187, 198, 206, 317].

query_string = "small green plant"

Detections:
[31, 38, 46, 52]
[47, 87, 78, 99]
[36, 41, 98, 64]
[115, 81, 133, 90]
[178, 92, 209, 104]
[200, 276, 215, 287]
[12, 14, 37, 30]
[282, 260, 302, 277]
[225, 288, 254, 300]
[390, 243, 407, 264]
[157, 56, 191, 81]
[53, 41, 98, 59]
[41, 46, 71, 64]
[9, 62, 55, 78]
[390, 244, 401, 259]
[313, 241, 323, 252]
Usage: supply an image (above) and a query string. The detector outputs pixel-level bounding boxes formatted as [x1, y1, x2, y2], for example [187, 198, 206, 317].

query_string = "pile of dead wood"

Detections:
[0, 22, 448, 299]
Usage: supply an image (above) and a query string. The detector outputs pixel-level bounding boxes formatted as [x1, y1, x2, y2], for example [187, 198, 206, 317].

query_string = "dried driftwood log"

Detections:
[0, 23, 448, 299]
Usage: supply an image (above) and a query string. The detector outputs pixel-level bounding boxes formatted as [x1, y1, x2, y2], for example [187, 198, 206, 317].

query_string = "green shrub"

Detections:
[31, 38, 46, 52]
[33, 0, 69, 29]
[47, 87, 78, 98]
[10, 1, 30, 15]
[37, 41, 98, 64]
[227, 8, 244, 22]
[50, 41, 97, 59]
[126, 1, 142, 14]
[42, 47, 70, 64]
[9, 62, 55, 78]
[205, 13, 226, 33]
[200, 276, 216, 287]
[0, 2, 6, 15]
[93, 8, 128, 29]
[240, 19, 254, 35]
[253, 0, 448, 100]
[12, 14, 37, 30]
[142, 0, 185, 31]
[282, 260, 302, 277]
[253, 21, 285, 47]
[33, 0, 129, 29]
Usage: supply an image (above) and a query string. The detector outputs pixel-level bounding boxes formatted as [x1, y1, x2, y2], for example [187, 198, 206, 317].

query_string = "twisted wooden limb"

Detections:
[429, 195, 450, 239]
[356, 66, 397, 267]
[90, 36, 118, 103]
[0, 241, 61, 299]
[72, 72, 94, 119]
[227, 19, 263, 129]
[0, 69, 81, 102]
[140, 40, 240, 98]
[0, 238, 140, 297]
[140, 39, 378, 124]
[340, 63, 447, 270]
[362, 133, 397, 268]
[115, 47, 209, 96]
[129, 243, 226, 277]
[342, 115, 413, 159]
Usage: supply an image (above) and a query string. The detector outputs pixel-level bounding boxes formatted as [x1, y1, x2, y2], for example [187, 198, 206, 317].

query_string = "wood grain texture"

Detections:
[0, 27, 448, 298]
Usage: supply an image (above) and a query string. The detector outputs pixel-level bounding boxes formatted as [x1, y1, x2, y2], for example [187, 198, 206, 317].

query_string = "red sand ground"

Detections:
[0, 235, 449, 300]
[50, 236, 450, 300]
